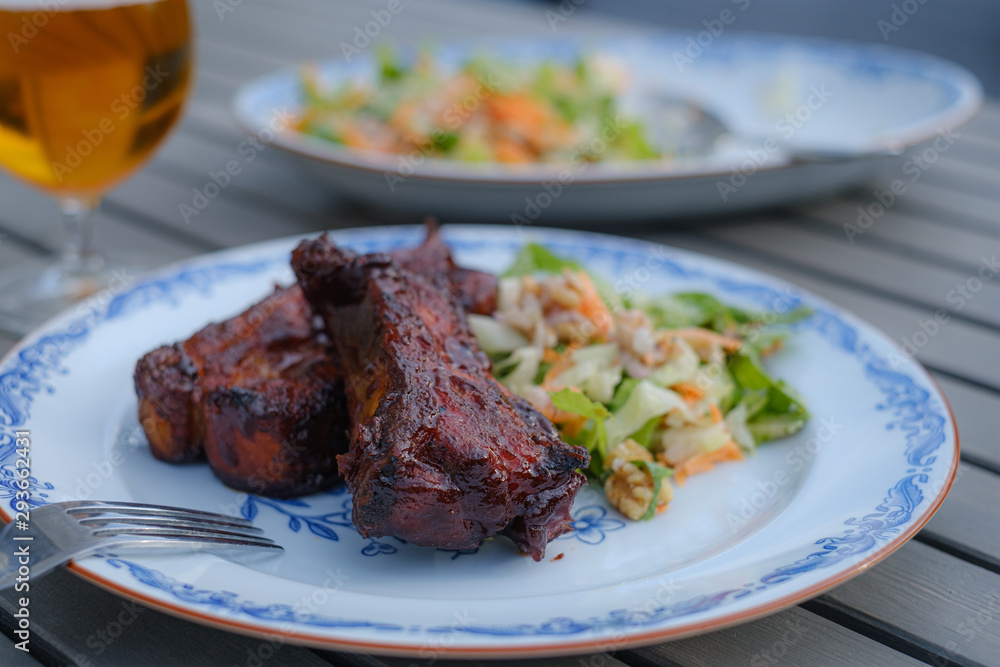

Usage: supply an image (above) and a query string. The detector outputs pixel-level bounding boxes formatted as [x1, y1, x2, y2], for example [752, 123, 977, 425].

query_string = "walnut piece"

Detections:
[603, 439, 673, 520]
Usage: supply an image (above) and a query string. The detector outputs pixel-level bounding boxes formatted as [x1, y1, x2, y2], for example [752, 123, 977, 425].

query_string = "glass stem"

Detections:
[58, 196, 104, 276]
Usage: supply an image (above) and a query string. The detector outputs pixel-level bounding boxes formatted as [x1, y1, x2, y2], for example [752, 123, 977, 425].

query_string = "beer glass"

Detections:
[0, 0, 192, 333]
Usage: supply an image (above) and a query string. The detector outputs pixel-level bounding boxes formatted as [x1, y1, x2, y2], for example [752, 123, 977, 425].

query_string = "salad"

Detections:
[469, 244, 811, 521]
[295, 48, 661, 164]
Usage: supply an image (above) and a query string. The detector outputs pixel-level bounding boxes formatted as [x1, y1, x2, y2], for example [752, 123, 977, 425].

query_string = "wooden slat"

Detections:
[105, 168, 320, 248]
[702, 219, 1000, 328]
[939, 132, 1000, 170]
[622, 606, 921, 667]
[0, 177, 210, 265]
[0, 636, 42, 667]
[920, 155, 1000, 200]
[811, 541, 1000, 666]
[0, 568, 332, 667]
[933, 373, 1000, 470]
[921, 463, 1000, 569]
[642, 232, 1000, 390]
[327, 654, 630, 667]
[0, 333, 18, 358]
[903, 182, 1000, 227]
[961, 103, 1000, 142]
[801, 201, 999, 273]
[893, 184, 999, 237]
[147, 130, 343, 222]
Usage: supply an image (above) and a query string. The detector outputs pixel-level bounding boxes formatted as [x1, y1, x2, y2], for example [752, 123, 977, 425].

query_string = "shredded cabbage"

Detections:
[648, 338, 700, 387]
[467, 314, 529, 354]
[659, 422, 731, 465]
[550, 343, 623, 404]
[496, 346, 542, 397]
[606, 381, 688, 449]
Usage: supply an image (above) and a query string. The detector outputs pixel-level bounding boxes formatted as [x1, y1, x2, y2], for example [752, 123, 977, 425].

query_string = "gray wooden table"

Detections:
[1, 1, 998, 665]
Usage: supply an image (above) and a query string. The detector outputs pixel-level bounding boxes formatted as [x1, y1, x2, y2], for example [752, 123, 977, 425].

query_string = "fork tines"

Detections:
[66, 501, 281, 550]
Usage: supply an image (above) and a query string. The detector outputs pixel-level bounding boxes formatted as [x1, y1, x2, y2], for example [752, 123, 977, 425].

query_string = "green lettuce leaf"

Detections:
[549, 387, 609, 420]
[503, 243, 583, 278]
[631, 460, 673, 520]
[727, 352, 809, 443]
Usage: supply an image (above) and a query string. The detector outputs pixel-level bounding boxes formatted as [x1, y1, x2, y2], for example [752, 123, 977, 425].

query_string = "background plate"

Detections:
[232, 35, 982, 221]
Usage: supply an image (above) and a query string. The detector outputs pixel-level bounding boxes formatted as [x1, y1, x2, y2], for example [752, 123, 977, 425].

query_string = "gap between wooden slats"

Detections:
[0, 176, 215, 262]
[932, 374, 1000, 471]
[698, 217, 1000, 329]
[0, 568, 333, 667]
[918, 463, 1000, 572]
[619, 606, 921, 667]
[804, 541, 1000, 667]
[919, 155, 1000, 200]
[799, 202, 998, 272]
[324, 653, 629, 667]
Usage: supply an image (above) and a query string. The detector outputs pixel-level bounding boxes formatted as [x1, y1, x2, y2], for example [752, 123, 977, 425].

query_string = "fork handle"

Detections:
[0, 543, 89, 590]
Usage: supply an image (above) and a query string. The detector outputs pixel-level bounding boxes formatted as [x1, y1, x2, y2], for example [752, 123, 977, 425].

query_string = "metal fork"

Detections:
[0, 500, 282, 588]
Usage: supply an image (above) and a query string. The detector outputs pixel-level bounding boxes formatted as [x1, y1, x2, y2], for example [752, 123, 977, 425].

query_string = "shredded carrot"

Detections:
[340, 124, 372, 150]
[555, 413, 588, 437]
[571, 270, 613, 339]
[492, 135, 534, 163]
[672, 440, 744, 485]
[760, 338, 785, 356]
[709, 403, 723, 424]
[488, 94, 550, 135]
[672, 327, 743, 352]
[542, 348, 562, 363]
[655, 503, 670, 515]
[541, 346, 580, 388]
[673, 383, 705, 404]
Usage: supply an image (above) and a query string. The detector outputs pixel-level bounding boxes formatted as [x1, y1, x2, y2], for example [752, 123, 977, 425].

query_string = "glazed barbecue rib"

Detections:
[134, 224, 497, 498]
[134, 285, 346, 497]
[292, 236, 589, 560]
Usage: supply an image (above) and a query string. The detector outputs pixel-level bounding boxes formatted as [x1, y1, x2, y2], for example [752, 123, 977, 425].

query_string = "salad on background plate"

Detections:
[295, 47, 663, 164]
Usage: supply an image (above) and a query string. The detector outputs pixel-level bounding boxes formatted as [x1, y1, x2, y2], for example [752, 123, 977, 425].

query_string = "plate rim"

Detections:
[230, 32, 983, 186]
[0, 224, 961, 657]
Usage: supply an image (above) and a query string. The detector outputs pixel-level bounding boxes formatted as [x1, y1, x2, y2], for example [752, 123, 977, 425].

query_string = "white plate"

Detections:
[0, 226, 958, 657]
[232, 35, 981, 221]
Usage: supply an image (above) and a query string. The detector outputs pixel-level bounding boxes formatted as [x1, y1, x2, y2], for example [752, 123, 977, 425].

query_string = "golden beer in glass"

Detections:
[0, 0, 192, 332]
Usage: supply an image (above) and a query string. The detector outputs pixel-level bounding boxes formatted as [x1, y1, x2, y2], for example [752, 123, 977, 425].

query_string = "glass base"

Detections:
[0, 257, 137, 337]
